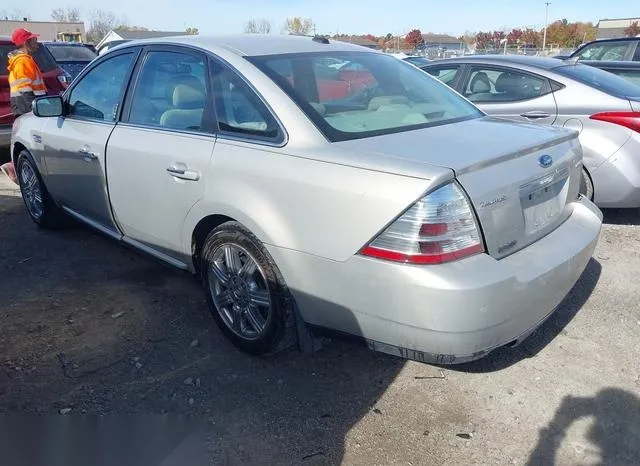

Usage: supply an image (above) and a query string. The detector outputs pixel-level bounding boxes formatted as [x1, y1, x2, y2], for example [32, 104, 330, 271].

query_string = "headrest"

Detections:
[368, 95, 410, 111]
[166, 75, 204, 104]
[495, 72, 524, 93]
[173, 84, 205, 109]
[470, 73, 491, 93]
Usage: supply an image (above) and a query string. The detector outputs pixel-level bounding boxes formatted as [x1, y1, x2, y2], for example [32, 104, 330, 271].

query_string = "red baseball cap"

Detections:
[11, 28, 39, 46]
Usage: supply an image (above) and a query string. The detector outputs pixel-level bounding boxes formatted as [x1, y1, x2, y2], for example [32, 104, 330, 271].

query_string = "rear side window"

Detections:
[209, 60, 282, 141]
[553, 64, 640, 99]
[603, 68, 640, 87]
[0, 44, 58, 74]
[128, 50, 209, 132]
[463, 67, 548, 103]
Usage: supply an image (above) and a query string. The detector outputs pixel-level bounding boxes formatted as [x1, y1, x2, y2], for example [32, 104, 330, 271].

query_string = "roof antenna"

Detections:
[312, 35, 329, 44]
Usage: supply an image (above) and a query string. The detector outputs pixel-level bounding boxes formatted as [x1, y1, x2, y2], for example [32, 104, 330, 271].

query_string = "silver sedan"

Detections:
[422, 55, 640, 208]
[10, 35, 602, 364]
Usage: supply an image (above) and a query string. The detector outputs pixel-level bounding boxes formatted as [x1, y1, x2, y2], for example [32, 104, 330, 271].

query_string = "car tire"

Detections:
[16, 150, 68, 229]
[200, 221, 297, 355]
[579, 168, 594, 201]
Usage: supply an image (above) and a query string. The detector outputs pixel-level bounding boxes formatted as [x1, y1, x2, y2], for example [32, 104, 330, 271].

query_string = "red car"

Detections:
[1, 36, 69, 149]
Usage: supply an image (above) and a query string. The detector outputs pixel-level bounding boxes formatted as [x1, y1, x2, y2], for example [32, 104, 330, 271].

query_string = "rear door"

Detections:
[460, 65, 558, 125]
[106, 46, 216, 265]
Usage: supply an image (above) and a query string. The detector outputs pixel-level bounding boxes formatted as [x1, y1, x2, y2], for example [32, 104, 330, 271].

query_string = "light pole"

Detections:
[542, 2, 551, 53]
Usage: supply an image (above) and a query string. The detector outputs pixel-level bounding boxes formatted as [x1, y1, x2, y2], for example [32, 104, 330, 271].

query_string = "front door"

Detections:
[460, 66, 558, 125]
[42, 50, 138, 232]
[106, 48, 216, 263]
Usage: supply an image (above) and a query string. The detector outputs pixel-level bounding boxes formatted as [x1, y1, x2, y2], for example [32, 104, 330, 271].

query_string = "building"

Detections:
[96, 29, 190, 50]
[0, 19, 85, 42]
[333, 36, 379, 49]
[596, 18, 640, 39]
[421, 33, 468, 58]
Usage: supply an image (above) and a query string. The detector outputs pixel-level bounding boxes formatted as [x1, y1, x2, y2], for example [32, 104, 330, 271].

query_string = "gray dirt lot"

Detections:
[0, 173, 639, 465]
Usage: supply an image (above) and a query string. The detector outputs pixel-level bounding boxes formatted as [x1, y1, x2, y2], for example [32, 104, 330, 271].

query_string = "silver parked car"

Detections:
[10, 35, 602, 364]
[421, 56, 640, 208]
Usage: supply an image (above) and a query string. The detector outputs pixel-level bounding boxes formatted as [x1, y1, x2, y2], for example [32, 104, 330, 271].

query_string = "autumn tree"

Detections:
[51, 6, 81, 22]
[404, 29, 424, 49]
[521, 28, 541, 47]
[625, 21, 640, 37]
[283, 17, 314, 36]
[507, 28, 523, 44]
[186, 27, 199, 35]
[245, 19, 272, 34]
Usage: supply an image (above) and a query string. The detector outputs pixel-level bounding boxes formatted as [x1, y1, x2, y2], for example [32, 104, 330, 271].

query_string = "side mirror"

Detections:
[32, 96, 64, 118]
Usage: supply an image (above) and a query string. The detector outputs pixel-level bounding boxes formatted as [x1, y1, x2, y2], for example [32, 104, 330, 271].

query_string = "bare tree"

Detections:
[282, 17, 314, 36]
[245, 18, 272, 34]
[51, 6, 81, 22]
[186, 27, 199, 35]
[86, 9, 127, 44]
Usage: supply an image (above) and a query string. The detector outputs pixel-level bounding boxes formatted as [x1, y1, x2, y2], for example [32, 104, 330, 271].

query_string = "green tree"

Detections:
[186, 27, 199, 35]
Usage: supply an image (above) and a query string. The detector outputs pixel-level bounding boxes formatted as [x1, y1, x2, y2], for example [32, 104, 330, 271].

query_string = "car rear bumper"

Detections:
[592, 133, 640, 208]
[267, 196, 603, 364]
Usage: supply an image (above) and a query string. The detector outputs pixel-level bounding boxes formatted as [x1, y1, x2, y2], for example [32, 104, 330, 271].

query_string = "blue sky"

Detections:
[7, 0, 640, 36]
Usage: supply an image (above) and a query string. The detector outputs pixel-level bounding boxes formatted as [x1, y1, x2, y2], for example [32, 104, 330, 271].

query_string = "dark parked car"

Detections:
[575, 60, 640, 86]
[0, 36, 68, 149]
[43, 42, 98, 81]
[556, 37, 640, 62]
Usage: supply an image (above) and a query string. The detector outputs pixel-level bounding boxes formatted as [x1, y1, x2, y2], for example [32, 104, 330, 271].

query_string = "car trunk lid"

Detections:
[336, 117, 583, 259]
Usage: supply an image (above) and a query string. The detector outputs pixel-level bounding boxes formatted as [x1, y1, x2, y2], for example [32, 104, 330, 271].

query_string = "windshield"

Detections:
[46, 44, 97, 62]
[553, 63, 640, 99]
[250, 51, 482, 142]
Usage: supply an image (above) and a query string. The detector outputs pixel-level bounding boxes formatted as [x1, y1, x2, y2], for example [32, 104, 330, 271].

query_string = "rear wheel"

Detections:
[579, 168, 594, 201]
[16, 150, 67, 229]
[200, 221, 296, 355]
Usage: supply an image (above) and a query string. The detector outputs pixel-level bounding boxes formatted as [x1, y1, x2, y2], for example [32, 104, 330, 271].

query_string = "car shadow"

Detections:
[443, 258, 602, 374]
[601, 207, 640, 226]
[526, 388, 640, 465]
[0, 191, 405, 465]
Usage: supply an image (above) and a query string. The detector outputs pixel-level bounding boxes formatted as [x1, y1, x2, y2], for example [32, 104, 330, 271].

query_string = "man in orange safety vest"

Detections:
[0, 28, 47, 185]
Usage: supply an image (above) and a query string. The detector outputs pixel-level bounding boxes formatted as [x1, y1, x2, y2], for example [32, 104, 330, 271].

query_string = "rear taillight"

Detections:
[590, 111, 640, 133]
[360, 182, 484, 265]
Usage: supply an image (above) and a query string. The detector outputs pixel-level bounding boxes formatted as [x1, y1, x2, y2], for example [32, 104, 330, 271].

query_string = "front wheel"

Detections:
[16, 150, 67, 229]
[200, 221, 297, 355]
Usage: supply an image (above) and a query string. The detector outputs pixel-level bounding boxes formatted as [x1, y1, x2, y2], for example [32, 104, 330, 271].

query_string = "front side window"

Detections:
[209, 60, 282, 140]
[576, 41, 630, 61]
[67, 52, 134, 121]
[464, 67, 547, 103]
[250, 52, 482, 142]
[424, 66, 462, 87]
[128, 50, 209, 131]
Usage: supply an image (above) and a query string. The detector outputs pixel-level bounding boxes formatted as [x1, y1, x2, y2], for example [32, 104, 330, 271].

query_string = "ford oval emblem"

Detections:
[538, 154, 553, 168]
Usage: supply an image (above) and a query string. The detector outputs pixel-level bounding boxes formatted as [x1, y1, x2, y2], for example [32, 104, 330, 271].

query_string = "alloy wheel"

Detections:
[207, 244, 272, 340]
[19, 161, 44, 221]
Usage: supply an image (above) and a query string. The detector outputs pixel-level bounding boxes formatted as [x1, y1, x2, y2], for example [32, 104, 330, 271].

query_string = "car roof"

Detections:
[42, 41, 89, 46]
[426, 54, 565, 70]
[113, 34, 375, 57]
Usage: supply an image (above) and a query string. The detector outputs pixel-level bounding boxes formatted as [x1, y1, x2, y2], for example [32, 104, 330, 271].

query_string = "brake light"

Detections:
[360, 182, 484, 265]
[590, 111, 640, 133]
[57, 72, 70, 88]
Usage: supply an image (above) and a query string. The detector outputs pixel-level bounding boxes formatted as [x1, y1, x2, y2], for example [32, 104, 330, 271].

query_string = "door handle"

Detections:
[520, 111, 551, 119]
[166, 162, 200, 181]
[78, 146, 98, 160]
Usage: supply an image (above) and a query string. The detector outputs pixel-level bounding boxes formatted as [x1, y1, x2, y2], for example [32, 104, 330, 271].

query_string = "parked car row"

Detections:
[10, 35, 603, 364]
[421, 55, 640, 208]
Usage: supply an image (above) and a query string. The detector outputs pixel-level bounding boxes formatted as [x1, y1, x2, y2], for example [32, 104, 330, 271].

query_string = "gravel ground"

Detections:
[0, 174, 639, 465]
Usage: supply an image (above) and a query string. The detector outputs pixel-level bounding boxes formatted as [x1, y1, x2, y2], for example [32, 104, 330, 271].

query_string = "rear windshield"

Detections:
[553, 63, 640, 99]
[249, 51, 482, 142]
[46, 44, 97, 62]
[0, 44, 59, 74]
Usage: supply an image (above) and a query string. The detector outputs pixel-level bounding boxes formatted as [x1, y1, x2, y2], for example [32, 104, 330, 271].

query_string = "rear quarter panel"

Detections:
[182, 140, 448, 264]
